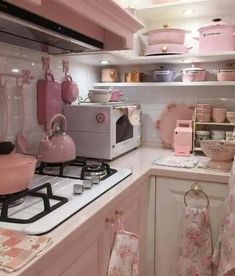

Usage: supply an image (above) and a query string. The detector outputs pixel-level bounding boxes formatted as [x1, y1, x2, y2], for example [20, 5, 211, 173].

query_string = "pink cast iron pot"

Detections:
[62, 75, 79, 104]
[144, 25, 190, 45]
[182, 65, 206, 82]
[217, 69, 235, 81]
[38, 114, 76, 163]
[195, 18, 235, 53]
[0, 142, 38, 195]
[145, 43, 191, 55]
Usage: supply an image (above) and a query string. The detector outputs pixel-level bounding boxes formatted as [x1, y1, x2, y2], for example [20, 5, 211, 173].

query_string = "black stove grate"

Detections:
[0, 183, 68, 224]
[36, 157, 117, 180]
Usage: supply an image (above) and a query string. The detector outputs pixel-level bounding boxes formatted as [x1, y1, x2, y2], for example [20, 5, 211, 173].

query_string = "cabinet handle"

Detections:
[115, 209, 124, 215]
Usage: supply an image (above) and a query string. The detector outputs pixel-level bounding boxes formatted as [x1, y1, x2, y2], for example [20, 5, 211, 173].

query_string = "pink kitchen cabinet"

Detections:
[24, 0, 41, 5]
[20, 177, 150, 276]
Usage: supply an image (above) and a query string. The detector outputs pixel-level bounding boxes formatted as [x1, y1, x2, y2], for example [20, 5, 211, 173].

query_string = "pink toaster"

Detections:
[174, 120, 193, 156]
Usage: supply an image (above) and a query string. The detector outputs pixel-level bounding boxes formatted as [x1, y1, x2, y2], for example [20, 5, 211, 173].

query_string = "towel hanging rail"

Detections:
[184, 182, 209, 209]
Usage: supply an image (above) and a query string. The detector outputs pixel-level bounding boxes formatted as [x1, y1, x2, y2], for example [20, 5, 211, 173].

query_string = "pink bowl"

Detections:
[196, 113, 211, 122]
[212, 113, 226, 123]
[196, 108, 211, 114]
[200, 140, 235, 161]
[196, 104, 212, 109]
[212, 108, 227, 114]
[200, 140, 235, 170]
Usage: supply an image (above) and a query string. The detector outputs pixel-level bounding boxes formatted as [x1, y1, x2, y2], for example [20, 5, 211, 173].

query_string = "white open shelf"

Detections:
[65, 51, 235, 66]
[136, 0, 235, 23]
[94, 81, 235, 87]
[128, 51, 235, 65]
[195, 122, 235, 126]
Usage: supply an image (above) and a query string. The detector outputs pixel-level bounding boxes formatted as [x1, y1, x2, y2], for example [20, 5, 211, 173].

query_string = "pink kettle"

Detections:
[38, 114, 76, 163]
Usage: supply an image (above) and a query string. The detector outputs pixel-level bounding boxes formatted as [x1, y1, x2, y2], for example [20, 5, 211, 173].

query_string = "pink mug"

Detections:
[110, 90, 123, 102]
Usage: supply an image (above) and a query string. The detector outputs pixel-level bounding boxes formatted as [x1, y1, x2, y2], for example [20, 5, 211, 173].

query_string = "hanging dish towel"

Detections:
[0, 228, 51, 272]
[212, 164, 235, 276]
[107, 219, 140, 276]
[177, 207, 213, 276]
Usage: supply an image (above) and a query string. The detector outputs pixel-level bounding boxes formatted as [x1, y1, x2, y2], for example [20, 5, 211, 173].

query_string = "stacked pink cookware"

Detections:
[144, 24, 191, 55]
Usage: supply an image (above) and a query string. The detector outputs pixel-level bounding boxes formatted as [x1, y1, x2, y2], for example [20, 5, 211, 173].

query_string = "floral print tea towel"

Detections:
[177, 207, 213, 276]
[0, 228, 51, 272]
[107, 230, 139, 276]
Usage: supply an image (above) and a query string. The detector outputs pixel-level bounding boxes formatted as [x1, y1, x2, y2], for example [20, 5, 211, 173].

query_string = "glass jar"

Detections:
[196, 130, 210, 147]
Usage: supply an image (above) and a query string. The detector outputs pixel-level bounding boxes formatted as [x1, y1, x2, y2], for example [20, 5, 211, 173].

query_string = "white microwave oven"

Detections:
[64, 103, 141, 160]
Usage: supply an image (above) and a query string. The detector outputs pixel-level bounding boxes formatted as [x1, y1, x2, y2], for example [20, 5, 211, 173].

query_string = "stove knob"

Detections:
[91, 175, 100, 184]
[73, 183, 84, 194]
[96, 112, 106, 123]
[83, 179, 93, 189]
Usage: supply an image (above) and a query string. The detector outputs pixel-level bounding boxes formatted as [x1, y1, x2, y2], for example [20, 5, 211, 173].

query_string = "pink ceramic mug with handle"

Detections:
[110, 90, 123, 102]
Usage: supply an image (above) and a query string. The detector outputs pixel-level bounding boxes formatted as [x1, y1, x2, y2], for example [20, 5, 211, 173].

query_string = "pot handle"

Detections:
[49, 114, 67, 136]
[66, 74, 73, 81]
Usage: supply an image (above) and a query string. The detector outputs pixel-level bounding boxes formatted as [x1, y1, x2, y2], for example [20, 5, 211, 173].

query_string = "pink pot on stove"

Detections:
[0, 142, 38, 195]
[195, 18, 235, 53]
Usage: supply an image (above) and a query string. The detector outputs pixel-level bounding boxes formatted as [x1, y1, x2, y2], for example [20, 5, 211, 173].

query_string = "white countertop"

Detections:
[1, 146, 230, 276]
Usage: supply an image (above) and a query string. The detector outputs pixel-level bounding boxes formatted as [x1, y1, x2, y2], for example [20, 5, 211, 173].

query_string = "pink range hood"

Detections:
[6, 0, 144, 52]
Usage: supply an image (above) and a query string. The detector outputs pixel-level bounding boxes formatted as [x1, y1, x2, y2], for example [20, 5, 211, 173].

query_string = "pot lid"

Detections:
[0, 153, 36, 168]
[183, 65, 205, 72]
[145, 24, 191, 35]
[219, 69, 235, 72]
[198, 18, 235, 32]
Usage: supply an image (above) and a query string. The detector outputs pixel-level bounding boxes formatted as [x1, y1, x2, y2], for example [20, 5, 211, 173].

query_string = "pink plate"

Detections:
[156, 103, 194, 148]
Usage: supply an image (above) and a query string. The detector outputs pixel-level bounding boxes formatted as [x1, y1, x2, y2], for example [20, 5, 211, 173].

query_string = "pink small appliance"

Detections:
[174, 120, 193, 156]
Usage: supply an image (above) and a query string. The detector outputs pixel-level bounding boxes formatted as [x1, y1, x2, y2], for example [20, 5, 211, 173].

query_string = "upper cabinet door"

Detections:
[25, 0, 41, 5]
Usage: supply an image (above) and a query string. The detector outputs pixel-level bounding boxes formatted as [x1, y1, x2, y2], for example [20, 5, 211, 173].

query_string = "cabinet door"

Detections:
[40, 213, 112, 276]
[110, 178, 150, 276]
[155, 176, 228, 276]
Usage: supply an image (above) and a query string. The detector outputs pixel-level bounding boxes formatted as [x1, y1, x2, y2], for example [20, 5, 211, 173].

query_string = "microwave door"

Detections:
[116, 114, 134, 143]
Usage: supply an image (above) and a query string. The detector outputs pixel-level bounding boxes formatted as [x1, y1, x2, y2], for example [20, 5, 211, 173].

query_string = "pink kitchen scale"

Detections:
[174, 120, 193, 156]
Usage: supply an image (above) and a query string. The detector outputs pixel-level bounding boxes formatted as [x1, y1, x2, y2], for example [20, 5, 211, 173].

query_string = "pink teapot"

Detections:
[38, 114, 76, 163]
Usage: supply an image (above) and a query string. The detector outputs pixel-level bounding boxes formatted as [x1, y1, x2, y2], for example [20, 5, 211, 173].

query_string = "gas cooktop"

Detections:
[0, 160, 132, 235]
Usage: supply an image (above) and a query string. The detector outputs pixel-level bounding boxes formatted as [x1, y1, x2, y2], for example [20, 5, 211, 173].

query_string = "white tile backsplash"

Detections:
[0, 43, 98, 153]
